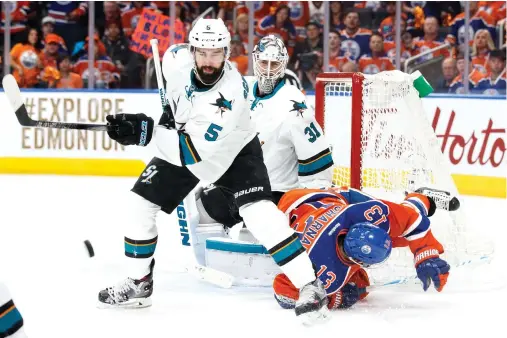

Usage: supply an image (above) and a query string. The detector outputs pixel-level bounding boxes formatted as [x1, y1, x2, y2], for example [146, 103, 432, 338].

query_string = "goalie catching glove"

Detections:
[414, 246, 450, 292]
[106, 113, 154, 146]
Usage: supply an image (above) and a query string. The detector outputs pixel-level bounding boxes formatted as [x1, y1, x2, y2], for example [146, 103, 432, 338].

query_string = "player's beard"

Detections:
[195, 61, 225, 85]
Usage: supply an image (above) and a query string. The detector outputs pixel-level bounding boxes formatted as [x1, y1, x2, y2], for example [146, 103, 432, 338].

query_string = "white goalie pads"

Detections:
[205, 235, 281, 287]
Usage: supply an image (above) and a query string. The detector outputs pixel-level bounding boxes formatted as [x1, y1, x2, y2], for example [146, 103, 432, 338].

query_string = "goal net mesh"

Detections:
[316, 71, 494, 286]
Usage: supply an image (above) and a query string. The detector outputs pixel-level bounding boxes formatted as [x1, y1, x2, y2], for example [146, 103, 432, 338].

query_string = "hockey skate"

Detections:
[412, 187, 460, 211]
[97, 259, 154, 309]
[294, 278, 330, 326]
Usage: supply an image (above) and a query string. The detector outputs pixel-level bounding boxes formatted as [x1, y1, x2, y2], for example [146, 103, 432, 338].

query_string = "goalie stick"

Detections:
[2, 74, 112, 131]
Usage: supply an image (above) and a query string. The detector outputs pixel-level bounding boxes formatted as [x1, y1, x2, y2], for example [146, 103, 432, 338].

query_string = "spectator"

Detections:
[40, 16, 67, 54]
[330, 2, 345, 31]
[385, 30, 420, 67]
[41, 33, 63, 69]
[236, 1, 272, 27]
[256, 4, 297, 55]
[40, 16, 56, 43]
[0, 1, 31, 46]
[10, 27, 43, 88]
[446, 1, 496, 49]
[449, 52, 486, 93]
[436, 57, 457, 93]
[477, 49, 506, 95]
[73, 34, 120, 89]
[340, 10, 372, 61]
[308, 1, 325, 26]
[46, 1, 88, 53]
[290, 21, 323, 72]
[102, 1, 122, 30]
[229, 37, 249, 75]
[300, 48, 323, 91]
[102, 21, 130, 77]
[55, 54, 83, 89]
[284, 1, 311, 40]
[413, 16, 450, 62]
[328, 30, 350, 72]
[471, 29, 496, 74]
[342, 61, 358, 72]
[402, 1, 426, 31]
[232, 13, 249, 53]
[70, 26, 102, 62]
[357, 32, 395, 74]
[379, 1, 408, 41]
[478, 1, 506, 24]
[121, 1, 157, 37]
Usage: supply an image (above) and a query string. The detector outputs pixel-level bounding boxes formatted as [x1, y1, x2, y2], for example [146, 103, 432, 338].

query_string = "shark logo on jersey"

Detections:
[290, 100, 308, 117]
[210, 92, 233, 117]
[185, 84, 196, 100]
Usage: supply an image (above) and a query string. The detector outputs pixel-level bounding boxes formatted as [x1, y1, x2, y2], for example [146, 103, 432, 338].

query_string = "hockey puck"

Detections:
[84, 240, 95, 257]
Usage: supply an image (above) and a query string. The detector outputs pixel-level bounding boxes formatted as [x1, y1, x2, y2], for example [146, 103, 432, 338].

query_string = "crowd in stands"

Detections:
[0, 1, 505, 94]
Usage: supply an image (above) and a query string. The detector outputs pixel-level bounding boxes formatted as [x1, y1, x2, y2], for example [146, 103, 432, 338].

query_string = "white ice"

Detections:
[0, 175, 506, 338]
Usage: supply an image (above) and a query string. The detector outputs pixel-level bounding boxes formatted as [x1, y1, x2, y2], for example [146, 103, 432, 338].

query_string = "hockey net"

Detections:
[315, 71, 494, 287]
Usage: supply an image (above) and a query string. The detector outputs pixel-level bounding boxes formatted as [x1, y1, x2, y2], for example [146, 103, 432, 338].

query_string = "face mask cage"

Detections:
[253, 39, 288, 94]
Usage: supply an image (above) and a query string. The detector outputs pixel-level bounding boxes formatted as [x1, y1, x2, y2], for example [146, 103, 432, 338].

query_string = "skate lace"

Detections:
[108, 278, 140, 302]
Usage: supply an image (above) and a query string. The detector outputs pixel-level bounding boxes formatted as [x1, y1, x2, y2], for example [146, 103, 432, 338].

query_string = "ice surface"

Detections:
[0, 175, 505, 338]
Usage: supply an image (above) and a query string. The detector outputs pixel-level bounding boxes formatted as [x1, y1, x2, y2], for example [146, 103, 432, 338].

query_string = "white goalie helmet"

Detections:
[253, 35, 289, 94]
[189, 18, 231, 59]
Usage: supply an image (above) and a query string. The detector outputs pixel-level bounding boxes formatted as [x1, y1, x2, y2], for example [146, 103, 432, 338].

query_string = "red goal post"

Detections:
[313, 71, 494, 286]
[315, 72, 364, 190]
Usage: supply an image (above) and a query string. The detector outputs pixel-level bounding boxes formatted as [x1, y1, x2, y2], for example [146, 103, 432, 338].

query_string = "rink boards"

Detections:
[0, 89, 505, 198]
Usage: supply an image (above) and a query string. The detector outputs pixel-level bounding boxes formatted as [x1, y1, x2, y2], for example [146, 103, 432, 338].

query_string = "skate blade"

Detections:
[97, 297, 152, 309]
[299, 306, 331, 326]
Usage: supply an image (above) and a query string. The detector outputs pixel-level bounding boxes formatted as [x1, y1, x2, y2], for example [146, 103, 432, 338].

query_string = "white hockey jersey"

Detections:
[248, 79, 333, 192]
[156, 44, 256, 183]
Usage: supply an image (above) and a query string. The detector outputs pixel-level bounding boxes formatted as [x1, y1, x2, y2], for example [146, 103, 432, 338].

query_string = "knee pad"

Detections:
[199, 184, 242, 228]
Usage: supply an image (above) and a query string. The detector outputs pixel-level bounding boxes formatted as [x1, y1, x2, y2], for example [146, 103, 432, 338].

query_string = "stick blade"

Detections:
[2, 74, 23, 111]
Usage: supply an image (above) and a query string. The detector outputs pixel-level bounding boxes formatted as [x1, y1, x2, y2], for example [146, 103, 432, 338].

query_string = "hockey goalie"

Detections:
[272, 186, 452, 310]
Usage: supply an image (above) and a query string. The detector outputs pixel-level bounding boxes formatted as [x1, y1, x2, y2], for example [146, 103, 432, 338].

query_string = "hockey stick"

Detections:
[149, 39, 175, 127]
[2, 74, 112, 131]
[366, 254, 492, 291]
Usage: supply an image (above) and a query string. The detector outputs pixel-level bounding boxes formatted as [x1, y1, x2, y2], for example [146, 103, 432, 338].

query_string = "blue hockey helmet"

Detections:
[343, 222, 392, 267]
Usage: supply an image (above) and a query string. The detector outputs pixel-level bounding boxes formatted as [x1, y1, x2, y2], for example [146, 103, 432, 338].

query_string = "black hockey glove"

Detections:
[158, 104, 176, 129]
[106, 113, 154, 146]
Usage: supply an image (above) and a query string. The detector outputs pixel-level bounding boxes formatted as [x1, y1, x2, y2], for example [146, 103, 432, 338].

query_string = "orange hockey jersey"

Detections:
[357, 53, 395, 74]
[273, 187, 443, 310]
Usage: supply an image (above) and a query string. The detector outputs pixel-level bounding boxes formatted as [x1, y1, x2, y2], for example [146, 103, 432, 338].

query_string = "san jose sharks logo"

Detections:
[185, 85, 196, 100]
[210, 92, 233, 117]
[290, 100, 308, 117]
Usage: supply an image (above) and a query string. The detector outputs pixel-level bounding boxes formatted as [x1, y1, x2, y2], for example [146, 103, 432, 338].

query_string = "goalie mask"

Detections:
[253, 35, 289, 94]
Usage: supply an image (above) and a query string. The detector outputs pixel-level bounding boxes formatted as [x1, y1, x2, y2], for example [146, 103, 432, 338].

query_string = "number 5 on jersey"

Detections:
[205, 123, 223, 141]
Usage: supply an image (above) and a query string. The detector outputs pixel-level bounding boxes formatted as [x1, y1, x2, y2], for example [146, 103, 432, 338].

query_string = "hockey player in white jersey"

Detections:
[189, 35, 333, 288]
[0, 282, 27, 338]
[98, 18, 329, 322]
